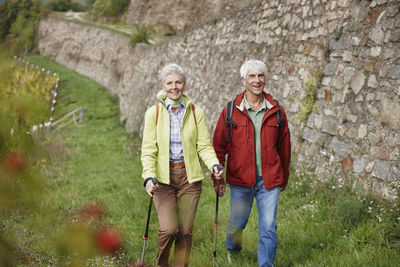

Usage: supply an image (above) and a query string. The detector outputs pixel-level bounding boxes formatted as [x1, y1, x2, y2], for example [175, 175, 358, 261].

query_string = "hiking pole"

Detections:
[140, 179, 157, 266]
[212, 179, 220, 267]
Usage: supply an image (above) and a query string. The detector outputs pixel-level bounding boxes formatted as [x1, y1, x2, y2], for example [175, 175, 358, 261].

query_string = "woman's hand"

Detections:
[212, 164, 224, 180]
[144, 178, 159, 196]
[212, 164, 225, 196]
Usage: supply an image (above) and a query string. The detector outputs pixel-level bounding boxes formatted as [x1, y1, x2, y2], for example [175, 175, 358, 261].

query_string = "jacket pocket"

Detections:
[230, 119, 248, 148]
[262, 116, 279, 146]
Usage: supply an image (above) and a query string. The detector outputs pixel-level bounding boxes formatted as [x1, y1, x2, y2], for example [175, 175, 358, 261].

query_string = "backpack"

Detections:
[225, 99, 283, 152]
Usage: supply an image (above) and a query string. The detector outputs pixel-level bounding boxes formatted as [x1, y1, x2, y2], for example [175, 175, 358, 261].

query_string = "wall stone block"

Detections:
[341, 156, 354, 174]
[371, 146, 388, 160]
[351, 36, 361, 46]
[350, 71, 366, 95]
[380, 95, 400, 130]
[369, 26, 385, 44]
[329, 137, 350, 157]
[389, 147, 399, 161]
[354, 157, 368, 173]
[370, 46, 382, 57]
[389, 30, 400, 42]
[368, 132, 381, 145]
[323, 63, 337, 76]
[387, 167, 399, 184]
[358, 124, 368, 139]
[330, 36, 351, 50]
[367, 74, 379, 88]
[387, 64, 400, 79]
[372, 160, 390, 180]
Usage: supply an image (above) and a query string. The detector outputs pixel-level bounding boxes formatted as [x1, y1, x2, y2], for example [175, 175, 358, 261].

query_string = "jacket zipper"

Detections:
[235, 105, 258, 185]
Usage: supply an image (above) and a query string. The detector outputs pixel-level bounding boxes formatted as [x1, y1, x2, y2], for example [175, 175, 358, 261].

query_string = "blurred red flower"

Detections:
[96, 227, 122, 254]
[2, 151, 25, 172]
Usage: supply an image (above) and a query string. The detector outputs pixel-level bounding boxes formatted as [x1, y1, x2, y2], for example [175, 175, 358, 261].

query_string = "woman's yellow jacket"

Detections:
[141, 94, 219, 184]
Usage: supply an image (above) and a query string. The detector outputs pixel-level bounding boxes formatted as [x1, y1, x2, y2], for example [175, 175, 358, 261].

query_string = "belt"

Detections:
[170, 161, 185, 168]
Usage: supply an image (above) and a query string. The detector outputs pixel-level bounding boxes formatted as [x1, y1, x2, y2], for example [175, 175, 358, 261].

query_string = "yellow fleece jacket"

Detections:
[141, 94, 219, 184]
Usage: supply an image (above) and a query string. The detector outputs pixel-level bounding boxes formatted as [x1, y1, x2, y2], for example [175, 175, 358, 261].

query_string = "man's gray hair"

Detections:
[159, 64, 186, 83]
[240, 60, 268, 79]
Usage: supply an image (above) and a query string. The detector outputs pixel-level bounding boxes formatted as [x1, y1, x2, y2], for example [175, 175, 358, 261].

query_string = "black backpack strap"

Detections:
[225, 100, 236, 152]
[274, 99, 284, 149]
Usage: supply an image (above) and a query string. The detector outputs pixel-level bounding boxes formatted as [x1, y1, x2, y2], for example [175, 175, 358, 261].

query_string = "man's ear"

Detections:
[241, 77, 246, 86]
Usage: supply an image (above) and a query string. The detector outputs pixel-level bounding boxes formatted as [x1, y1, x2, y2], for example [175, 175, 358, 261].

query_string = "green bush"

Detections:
[0, 0, 19, 39]
[337, 197, 366, 227]
[0, 0, 40, 40]
[130, 25, 150, 47]
[91, 0, 130, 19]
[9, 12, 38, 53]
[0, 0, 42, 54]
[44, 0, 84, 12]
[84, 0, 96, 10]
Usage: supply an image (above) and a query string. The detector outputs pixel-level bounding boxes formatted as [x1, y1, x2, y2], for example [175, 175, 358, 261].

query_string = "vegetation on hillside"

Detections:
[43, 0, 85, 12]
[0, 0, 170, 55]
[0, 0, 86, 54]
[0, 47, 131, 266]
[0, 0, 42, 54]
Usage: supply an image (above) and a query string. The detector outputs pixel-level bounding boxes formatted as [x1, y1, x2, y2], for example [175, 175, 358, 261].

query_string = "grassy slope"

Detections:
[20, 55, 400, 266]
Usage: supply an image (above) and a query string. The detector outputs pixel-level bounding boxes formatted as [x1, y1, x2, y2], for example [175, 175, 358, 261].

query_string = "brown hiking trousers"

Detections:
[153, 166, 202, 267]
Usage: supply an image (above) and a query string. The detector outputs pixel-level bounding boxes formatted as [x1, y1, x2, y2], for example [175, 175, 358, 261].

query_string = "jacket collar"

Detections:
[160, 93, 192, 108]
[236, 90, 274, 112]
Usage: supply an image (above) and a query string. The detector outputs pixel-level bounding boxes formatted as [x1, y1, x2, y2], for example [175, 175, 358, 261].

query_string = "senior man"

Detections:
[212, 60, 291, 267]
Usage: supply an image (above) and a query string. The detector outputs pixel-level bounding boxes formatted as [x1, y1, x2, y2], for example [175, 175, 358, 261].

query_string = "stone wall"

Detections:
[37, 0, 400, 201]
[125, 0, 253, 33]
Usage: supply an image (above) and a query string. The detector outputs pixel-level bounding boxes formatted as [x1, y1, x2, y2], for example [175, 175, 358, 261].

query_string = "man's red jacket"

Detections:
[212, 90, 291, 189]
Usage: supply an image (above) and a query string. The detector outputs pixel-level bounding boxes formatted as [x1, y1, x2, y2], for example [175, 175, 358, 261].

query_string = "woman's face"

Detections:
[162, 72, 186, 101]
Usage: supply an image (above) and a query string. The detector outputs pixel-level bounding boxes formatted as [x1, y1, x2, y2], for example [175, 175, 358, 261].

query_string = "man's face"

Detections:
[162, 72, 186, 101]
[242, 68, 265, 97]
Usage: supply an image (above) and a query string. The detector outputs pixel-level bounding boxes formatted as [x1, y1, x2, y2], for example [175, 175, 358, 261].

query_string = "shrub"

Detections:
[337, 197, 366, 227]
[297, 69, 322, 121]
[91, 0, 130, 19]
[44, 0, 84, 12]
[0, 0, 19, 39]
[0, 0, 42, 54]
[130, 25, 151, 47]
[9, 12, 38, 53]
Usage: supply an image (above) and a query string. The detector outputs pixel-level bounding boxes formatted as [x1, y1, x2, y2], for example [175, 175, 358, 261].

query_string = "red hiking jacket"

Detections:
[212, 90, 291, 189]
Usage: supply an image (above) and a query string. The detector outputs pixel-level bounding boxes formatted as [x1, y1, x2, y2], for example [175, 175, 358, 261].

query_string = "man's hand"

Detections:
[214, 183, 226, 197]
[280, 184, 286, 192]
[145, 178, 159, 196]
[213, 164, 224, 180]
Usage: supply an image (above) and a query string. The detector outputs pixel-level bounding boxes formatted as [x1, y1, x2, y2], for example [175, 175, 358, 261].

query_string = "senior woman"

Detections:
[141, 63, 223, 267]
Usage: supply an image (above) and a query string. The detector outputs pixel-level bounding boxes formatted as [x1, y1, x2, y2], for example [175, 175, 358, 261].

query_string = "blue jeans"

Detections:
[226, 176, 279, 267]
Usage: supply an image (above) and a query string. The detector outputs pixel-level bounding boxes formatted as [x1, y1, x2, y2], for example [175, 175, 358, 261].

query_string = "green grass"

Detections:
[2, 54, 400, 266]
